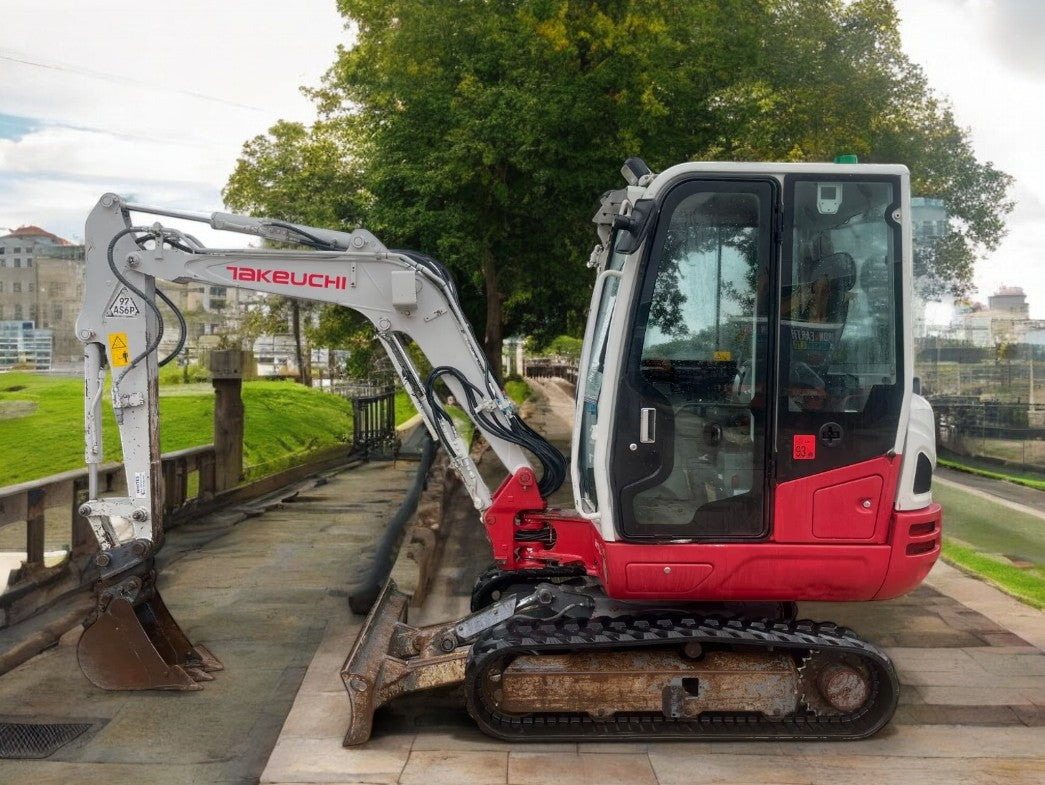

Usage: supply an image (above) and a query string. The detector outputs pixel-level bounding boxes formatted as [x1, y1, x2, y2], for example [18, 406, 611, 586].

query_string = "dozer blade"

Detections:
[78, 590, 222, 691]
[341, 579, 469, 746]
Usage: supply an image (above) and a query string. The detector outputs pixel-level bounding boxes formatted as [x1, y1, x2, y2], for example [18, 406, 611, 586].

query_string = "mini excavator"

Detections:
[75, 158, 941, 742]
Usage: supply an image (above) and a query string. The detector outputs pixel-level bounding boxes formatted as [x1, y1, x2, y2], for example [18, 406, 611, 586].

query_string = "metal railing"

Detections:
[352, 386, 397, 456]
[524, 358, 578, 386]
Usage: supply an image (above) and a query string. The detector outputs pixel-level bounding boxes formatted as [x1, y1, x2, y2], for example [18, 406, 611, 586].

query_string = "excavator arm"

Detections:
[76, 193, 566, 565]
[72, 193, 565, 690]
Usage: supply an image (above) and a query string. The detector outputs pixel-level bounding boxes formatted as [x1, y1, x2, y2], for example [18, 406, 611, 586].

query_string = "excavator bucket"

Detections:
[341, 579, 469, 746]
[78, 586, 222, 691]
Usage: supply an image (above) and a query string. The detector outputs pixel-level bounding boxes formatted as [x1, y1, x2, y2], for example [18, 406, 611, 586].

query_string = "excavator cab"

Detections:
[573, 166, 934, 598]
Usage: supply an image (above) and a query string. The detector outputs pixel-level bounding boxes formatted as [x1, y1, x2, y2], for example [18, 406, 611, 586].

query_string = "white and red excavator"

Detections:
[75, 157, 941, 743]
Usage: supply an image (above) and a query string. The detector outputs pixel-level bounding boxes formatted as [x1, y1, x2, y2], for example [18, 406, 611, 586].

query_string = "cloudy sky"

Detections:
[1, 0, 1042, 315]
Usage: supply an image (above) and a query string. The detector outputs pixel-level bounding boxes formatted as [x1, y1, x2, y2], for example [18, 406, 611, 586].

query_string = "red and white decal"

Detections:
[226, 265, 347, 290]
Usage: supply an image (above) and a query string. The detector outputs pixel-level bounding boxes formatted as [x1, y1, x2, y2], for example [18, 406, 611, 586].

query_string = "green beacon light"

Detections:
[834, 153, 859, 164]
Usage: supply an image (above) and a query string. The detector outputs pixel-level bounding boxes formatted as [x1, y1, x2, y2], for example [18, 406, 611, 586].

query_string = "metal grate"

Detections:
[0, 722, 94, 759]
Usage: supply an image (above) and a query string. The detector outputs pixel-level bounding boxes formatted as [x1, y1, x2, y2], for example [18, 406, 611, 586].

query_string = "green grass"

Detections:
[938, 456, 1045, 492]
[942, 540, 1045, 610]
[932, 483, 1045, 566]
[0, 372, 419, 487]
[932, 480, 1045, 608]
[505, 379, 532, 406]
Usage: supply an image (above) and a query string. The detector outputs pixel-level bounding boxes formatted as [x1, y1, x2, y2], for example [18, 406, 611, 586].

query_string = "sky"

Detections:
[1, 0, 1042, 316]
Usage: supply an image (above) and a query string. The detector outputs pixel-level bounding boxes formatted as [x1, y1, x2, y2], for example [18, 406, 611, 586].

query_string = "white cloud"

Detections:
[0, 0, 346, 244]
[896, 0, 1045, 314]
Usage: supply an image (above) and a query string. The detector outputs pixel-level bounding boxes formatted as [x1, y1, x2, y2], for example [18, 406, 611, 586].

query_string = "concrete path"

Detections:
[937, 465, 1045, 517]
[261, 379, 1045, 785]
[0, 458, 416, 784]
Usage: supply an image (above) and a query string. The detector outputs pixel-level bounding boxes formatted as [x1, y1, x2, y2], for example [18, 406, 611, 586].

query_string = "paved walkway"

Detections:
[937, 465, 1045, 517]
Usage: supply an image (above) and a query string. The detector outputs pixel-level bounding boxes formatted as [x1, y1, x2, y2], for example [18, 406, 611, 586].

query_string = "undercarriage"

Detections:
[341, 577, 898, 744]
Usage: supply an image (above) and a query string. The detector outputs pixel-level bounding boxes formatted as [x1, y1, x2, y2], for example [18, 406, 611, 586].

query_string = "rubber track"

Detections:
[465, 613, 899, 741]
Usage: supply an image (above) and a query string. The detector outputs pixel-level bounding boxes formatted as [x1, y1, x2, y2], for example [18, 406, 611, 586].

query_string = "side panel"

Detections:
[772, 455, 902, 544]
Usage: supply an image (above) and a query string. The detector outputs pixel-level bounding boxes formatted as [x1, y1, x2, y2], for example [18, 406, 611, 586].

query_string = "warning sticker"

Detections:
[713, 351, 732, 362]
[793, 434, 816, 461]
[106, 288, 140, 318]
[109, 333, 131, 367]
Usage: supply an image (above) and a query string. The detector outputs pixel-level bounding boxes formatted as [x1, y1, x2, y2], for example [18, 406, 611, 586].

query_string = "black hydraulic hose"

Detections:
[107, 227, 166, 384]
[424, 364, 566, 498]
[348, 431, 437, 614]
[156, 286, 186, 367]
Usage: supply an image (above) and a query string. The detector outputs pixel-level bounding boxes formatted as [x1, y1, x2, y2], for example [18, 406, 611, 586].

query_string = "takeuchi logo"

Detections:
[226, 265, 347, 290]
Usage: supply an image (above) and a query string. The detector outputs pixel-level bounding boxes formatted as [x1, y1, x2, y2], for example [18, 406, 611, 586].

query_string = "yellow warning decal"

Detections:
[713, 351, 732, 362]
[109, 333, 131, 367]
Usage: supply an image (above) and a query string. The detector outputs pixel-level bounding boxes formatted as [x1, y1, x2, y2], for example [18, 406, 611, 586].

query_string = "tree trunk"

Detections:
[481, 245, 503, 381]
[291, 301, 312, 386]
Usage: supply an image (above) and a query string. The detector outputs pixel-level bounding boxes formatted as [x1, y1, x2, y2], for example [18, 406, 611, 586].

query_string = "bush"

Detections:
[159, 363, 212, 385]
[542, 335, 583, 360]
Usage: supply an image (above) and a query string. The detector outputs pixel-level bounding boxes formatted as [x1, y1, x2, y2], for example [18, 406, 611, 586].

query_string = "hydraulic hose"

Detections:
[348, 431, 437, 614]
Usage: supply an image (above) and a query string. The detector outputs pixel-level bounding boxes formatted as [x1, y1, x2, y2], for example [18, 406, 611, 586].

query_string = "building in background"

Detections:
[0, 224, 267, 371]
[0, 320, 52, 370]
[0, 226, 82, 369]
[911, 196, 949, 339]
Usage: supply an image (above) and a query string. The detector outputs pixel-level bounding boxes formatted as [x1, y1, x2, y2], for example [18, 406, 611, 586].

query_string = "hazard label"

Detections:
[109, 333, 131, 367]
[793, 434, 816, 461]
[106, 288, 140, 318]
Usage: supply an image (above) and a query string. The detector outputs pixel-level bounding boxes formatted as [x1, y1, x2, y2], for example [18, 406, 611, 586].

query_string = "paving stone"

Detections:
[1013, 705, 1045, 726]
[964, 648, 1045, 677]
[792, 754, 1045, 785]
[915, 685, 1037, 707]
[793, 724, 1045, 759]
[649, 750, 815, 785]
[978, 631, 1034, 648]
[508, 751, 657, 785]
[262, 737, 408, 784]
[278, 690, 354, 741]
[888, 647, 980, 672]
[893, 703, 1024, 726]
[398, 750, 507, 785]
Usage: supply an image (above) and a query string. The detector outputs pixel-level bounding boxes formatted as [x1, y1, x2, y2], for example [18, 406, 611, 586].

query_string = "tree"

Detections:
[223, 119, 364, 385]
[228, 0, 1011, 375]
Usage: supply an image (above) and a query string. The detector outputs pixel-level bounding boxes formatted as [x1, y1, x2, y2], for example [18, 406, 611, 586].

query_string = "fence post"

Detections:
[26, 488, 45, 569]
[210, 349, 245, 492]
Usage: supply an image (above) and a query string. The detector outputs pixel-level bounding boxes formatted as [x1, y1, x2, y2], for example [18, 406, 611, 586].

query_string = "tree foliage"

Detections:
[223, 120, 369, 383]
[225, 0, 1012, 377]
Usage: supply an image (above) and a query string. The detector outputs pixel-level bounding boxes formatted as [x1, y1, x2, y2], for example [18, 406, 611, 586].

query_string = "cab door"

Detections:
[611, 178, 777, 540]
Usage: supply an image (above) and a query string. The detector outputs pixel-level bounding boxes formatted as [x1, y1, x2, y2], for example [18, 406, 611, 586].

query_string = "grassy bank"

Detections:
[942, 540, 1045, 610]
[0, 373, 360, 487]
[938, 455, 1045, 492]
[932, 481, 1045, 608]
